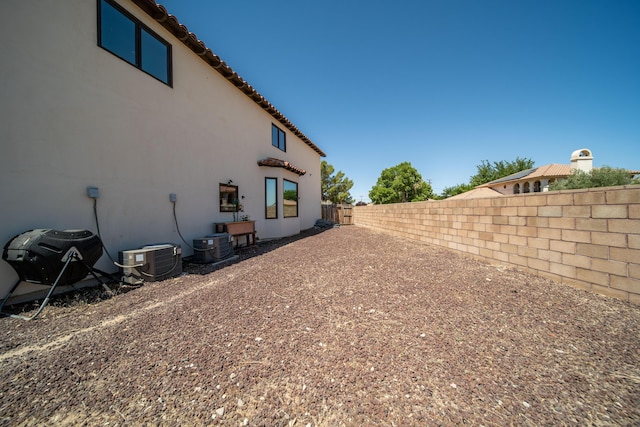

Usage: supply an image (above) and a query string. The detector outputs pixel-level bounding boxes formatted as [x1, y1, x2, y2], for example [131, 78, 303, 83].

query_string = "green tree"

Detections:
[321, 160, 354, 204]
[440, 183, 474, 199]
[440, 157, 535, 198]
[549, 166, 638, 191]
[469, 157, 535, 187]
[369, 162, 434, 204]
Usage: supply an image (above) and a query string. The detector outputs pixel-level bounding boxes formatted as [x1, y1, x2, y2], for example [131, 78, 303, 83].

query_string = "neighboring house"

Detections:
[0, 0, 325, 298]
[450, 149, 639, 200]
[476, 163, 573, 196]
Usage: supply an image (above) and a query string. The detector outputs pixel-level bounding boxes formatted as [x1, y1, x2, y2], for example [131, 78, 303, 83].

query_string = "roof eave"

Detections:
[130, 0, 326, 157]
[257, 157, 307, 176]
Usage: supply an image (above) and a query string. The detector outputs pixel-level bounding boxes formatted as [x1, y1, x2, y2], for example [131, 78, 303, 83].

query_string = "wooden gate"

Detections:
[321, 203, 353, 225]
[341, 204, 353, 225]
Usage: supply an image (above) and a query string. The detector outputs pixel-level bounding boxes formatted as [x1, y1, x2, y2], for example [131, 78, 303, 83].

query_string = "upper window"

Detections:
[523, 182, 530, 193]
[533, 180, 541, 193]
[98, 0, 172, 85]
[514, 183, 520, 194]
[272, 124, 286, 151]
[283, 180, 298, 218]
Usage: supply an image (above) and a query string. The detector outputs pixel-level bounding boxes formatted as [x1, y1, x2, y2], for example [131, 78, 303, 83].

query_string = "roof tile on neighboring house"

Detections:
[527, 164, 572, 179]
[464, 150, 638, 198]
[447, 187, 504, 200]
[478, 168, 536, 187]
[130, 0, 325, 157]
[479, 164, 572, 188]
[258, 158, 307, 176]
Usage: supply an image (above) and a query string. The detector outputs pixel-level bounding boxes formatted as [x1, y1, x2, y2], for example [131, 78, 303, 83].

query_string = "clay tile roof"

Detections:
[448, 187, 504, 200]
[130, 0, 326, 157]
[527, 164, 572, 178]
[478, 168, 536, 187]
[479, 164, 573, 187]
[258, 158, 306, 176]
[478, 162, 639, 189]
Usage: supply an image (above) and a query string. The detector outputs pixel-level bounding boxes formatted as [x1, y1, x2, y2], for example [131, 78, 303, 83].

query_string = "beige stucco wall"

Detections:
[354, 186, 640, 305]
[0, 0, 321, 298]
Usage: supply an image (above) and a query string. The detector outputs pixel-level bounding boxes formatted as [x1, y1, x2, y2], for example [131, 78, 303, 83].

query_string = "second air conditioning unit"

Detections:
[192, 233, 233, 263]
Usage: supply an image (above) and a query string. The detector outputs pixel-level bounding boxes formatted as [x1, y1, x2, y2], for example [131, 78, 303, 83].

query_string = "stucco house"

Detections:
[450, 149, 639, 200]
[0, 0, 325, 299]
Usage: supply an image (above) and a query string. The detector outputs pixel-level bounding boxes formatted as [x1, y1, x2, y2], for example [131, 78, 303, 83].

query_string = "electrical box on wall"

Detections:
[87, 186, 100, 199]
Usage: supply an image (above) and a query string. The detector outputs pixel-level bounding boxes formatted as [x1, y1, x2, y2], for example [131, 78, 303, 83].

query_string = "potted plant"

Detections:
[226, 199, 254, 236]
[232, 200, 243, 222]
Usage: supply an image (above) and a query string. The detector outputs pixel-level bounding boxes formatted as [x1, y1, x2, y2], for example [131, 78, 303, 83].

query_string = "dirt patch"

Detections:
[1, 226, 639, 426]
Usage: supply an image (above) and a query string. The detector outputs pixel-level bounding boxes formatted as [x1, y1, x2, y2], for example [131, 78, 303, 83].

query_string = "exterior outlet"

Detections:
[87, 186, 99, 199]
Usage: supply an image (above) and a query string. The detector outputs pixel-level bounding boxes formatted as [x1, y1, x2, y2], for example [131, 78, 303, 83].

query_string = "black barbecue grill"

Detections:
[1, 229, 112, 320]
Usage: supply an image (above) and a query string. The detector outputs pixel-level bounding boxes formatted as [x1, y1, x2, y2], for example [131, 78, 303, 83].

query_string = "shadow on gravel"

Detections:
[2, 226, 335, 317]
[183, 226, 332, 275]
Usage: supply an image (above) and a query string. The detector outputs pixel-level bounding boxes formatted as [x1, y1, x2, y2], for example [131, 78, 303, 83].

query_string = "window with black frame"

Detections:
[265, 178, 277, 219]
[98, 0, 172, 85]
[283, 180, 298, 218]
[272, 124, 286, 151]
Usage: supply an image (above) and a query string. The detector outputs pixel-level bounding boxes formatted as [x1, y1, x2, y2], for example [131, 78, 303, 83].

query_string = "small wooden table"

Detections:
[225, 221, 256, 247]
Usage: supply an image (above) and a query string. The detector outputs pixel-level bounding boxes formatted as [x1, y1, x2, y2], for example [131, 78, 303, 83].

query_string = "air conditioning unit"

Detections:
[192, 233, 233, 263]
[118, 244, 182, 285]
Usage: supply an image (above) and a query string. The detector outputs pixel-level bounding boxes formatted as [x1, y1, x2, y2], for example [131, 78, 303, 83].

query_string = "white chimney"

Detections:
[570, 148, 593, 172]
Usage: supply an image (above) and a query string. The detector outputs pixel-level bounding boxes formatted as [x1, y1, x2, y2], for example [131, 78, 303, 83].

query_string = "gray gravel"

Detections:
[1, 226, 639, 426]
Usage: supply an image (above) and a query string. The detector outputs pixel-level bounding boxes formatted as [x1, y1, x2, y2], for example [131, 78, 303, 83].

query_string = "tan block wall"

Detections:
[354, 186, 640, 305]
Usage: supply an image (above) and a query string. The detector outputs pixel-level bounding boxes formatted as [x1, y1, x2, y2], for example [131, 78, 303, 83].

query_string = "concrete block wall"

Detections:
[354, 185, 640, 305]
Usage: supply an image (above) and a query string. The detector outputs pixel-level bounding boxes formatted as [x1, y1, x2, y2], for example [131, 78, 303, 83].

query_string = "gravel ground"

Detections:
[1, 226, 639, 426]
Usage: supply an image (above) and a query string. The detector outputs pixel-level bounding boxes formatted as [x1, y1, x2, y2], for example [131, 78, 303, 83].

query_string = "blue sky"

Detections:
[159, 0, 639, 202]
